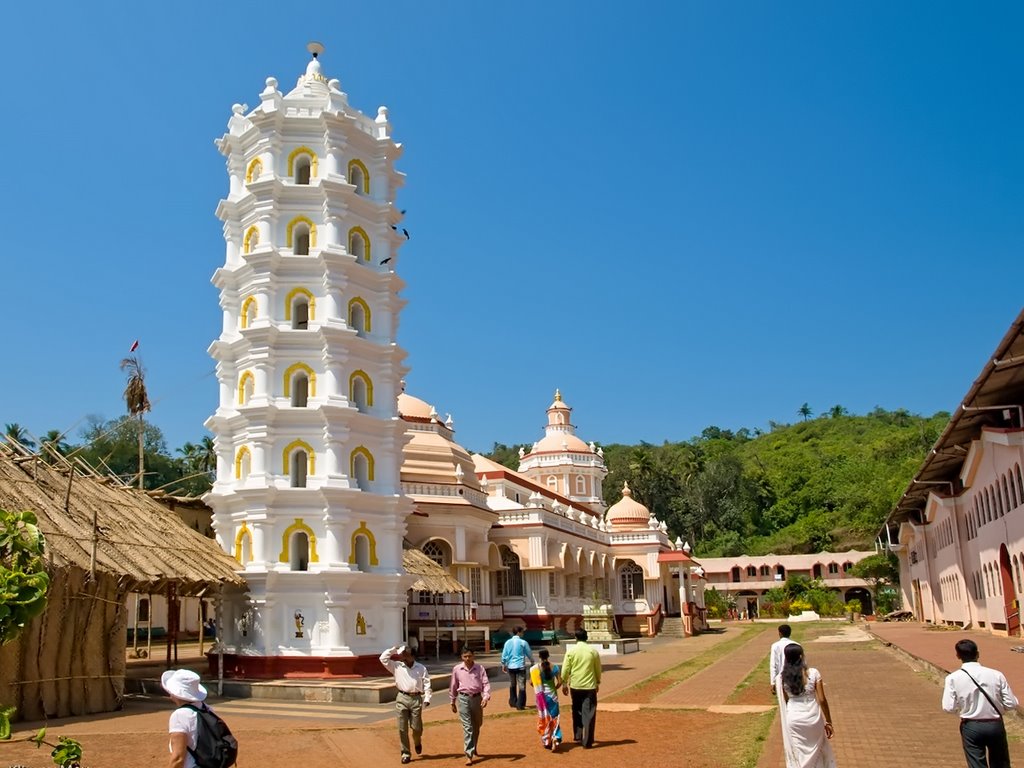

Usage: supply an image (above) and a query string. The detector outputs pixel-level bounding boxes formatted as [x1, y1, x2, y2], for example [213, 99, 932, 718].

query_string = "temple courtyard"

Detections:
[4, 622, 1023, 767]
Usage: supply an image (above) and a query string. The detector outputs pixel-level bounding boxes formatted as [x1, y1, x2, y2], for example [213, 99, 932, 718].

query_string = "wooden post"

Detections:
[146, 592, 153, 660]
[433, 592, 440, 660]
[133, 594, 141, 656]
[198, 599, 205, 657]
[216, 586, 224, 697]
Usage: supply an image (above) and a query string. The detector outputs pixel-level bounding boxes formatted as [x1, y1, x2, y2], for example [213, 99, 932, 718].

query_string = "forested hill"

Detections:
[485, 408, 949, 557]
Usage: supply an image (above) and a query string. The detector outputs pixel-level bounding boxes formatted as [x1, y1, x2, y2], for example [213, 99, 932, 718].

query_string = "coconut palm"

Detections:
[120, 355, 151, 489]
[798, 402, 813, 421]
[41, 429, 71, 464]
[3, 423, 36, 450]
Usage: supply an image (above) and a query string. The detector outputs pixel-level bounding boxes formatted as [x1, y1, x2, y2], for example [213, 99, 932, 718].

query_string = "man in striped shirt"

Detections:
[449, 647, 491, 765]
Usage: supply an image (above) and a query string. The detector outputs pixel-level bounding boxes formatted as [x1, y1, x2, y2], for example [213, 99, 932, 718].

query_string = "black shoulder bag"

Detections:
[961, 668, 1003, 719]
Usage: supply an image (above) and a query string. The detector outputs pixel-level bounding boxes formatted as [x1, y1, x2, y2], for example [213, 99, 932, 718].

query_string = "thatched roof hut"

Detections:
[403, 547, 469, 594]
[0, 449, 244, 719]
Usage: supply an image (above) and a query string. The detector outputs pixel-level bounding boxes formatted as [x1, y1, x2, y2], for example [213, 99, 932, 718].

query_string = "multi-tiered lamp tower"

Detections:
[205, 44, 412, 676]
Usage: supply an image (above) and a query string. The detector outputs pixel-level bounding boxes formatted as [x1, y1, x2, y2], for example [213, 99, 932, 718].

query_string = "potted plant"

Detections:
[846, 599, 862, 621]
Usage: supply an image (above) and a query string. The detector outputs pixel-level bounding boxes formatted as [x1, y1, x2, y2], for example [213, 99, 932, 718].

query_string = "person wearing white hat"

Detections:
[380, 643, 432, 763]
[162, 668, 209, 768]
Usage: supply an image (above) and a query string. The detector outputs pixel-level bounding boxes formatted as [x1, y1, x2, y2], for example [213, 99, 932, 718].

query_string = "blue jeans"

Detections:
[507, 668, 527, 709]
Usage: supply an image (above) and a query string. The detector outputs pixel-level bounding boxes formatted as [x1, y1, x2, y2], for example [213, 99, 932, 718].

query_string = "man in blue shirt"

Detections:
[500, 626, 534, 710]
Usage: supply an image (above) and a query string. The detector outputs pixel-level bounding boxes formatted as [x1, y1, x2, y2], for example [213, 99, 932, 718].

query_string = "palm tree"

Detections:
[3, 423, 36, 450]
[120, 355, 151, 489]
[829, 404, 848, 419]
[41, 429, 71, 464]
[798, 402, 813, 421]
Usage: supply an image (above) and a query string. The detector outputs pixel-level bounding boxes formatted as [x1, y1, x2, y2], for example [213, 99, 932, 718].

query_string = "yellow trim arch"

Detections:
[284, 288, 316, 322]
[348, 226, 371, 262]
[348, 159, 370, 194]
[350, 446, 375, 481]
[347, 297, 372, 332]
[283, 363, 317, 398]
[245, 158, 262, 183]
[286, 216, 318, 249]
[279, 518, 320, 563]
[349, 370, 375, 406]
[283, 439, 316, 476]
[234, 446, 251, 479]
[234, 522, 253, 563]
[287, 146, 319, 178]
[348, 521, 379, 567]
[243, 226, 260, 254]
[237, 371, 255, 405]
[240, 296, 257, 329]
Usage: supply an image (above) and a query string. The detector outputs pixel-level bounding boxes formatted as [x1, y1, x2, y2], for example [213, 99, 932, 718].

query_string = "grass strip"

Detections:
[607, 624, 771, 701]
[738, 710, 777, 768]
[726, 651, 771, 704]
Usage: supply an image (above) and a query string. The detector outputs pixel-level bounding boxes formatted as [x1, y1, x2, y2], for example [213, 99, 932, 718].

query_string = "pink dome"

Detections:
[397, 392, 433, 420]
[606, 482, 650, 528]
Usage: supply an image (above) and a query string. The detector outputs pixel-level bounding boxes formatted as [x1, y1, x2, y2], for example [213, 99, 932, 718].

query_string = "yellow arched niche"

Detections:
[287, 146, 319, 177]
[348, 226, 371, 262]
[234, 522, 253, 563]
[237, 371, 254, 405]
[348, 521, 379, 567]
[245, 158, 262, 184]
[240, 296, 257, 329]
[283, 439, 316, 475]
[243, 226, 260, 254]
[279, 518, 320, 563]
[234, 446, 251, 479]
[349, 370, 374, 406]
[347, 159, 370, 194]
[283, 363, 317, 398]
[286, 216, 318, 249]
[284, 288, 316, 321]
[347, 297, 372, 331]
[350, 446, 375, 480]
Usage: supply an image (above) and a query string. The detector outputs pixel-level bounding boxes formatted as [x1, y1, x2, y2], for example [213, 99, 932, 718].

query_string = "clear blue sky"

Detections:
[2, 2, 1021, 455]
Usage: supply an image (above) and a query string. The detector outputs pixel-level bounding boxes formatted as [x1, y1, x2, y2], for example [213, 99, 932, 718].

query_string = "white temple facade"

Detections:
[205, 45, 413, 676]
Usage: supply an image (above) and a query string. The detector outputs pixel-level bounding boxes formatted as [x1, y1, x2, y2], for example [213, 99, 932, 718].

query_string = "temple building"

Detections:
[204, 44, 413, 676]
[883, 308, 1024, 636]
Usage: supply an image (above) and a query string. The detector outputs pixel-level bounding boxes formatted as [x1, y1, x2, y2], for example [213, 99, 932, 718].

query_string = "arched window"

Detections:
[1017, 464, 1024, 505]
[759, 565, 770, 577]
[828, 562, 839, 574]
[1014, 555, 1022, 593]
[746, 566, 756, 577]
[291, 373, 309, 407]
[286, 216, 316, 255]
[293, 300, 309, 330]
[243, 226, 260, 254]
[620, 561, 644, 600]
[422, 540, 450, 567]
[1004, 476, 1013, 512]
[284, 440, 315, 488]
[351, 446, 374, 490]
[348, 227, 370, 262]
[812, 563, 822, 579]
[575, 475, 586, 495]
[731, 567, 740, 583]
[352, 535, 371, 571]
[240, 296, 257, 329]
[1010, 473, 1019, 511]
[238, 371, 254, 406]
[496, 545, 523, 596]
[976, 498, 982, 529]
[283, 363, 316, 402]
[777, 565, 787, 579]
[287, 147, 318, 182]
[290, 531, 310, 571]
[348, 159, 369, 195]
[285, 288, 315, 330]
[349, 370, 373, 412]
[348, 297, 371, 334]
[234, 524, 252, 564]
[547, 476, 558, 492]
[245, 158, 262, 184]
[295, 156, 311, 184]
[235, 446, 251, 480]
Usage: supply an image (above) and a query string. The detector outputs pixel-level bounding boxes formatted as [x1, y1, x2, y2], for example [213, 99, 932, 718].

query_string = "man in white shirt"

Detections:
[941, 638, 1018, 768]
[768, 624, 794, 694]
[381, 644, 433, 763]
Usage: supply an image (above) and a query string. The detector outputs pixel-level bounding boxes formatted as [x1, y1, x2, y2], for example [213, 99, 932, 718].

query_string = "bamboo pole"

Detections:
[198, 599, 205, 657]
[216, 586, 224, 697]
[146, 592, 153, 660]
[133, 594, 140, 656]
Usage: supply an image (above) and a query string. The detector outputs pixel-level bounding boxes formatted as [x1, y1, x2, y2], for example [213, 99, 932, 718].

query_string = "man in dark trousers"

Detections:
[561, 628, 602, 748]
[500, 626, 533, 710]
[941, 638, 1018, 768]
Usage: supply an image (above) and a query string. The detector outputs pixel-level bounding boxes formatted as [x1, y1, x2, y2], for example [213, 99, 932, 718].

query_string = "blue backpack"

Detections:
[182, 704, 238, 768]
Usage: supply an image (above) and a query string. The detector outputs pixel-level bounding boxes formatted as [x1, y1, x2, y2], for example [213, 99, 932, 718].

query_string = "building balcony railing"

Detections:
[409, 601, 503, 622]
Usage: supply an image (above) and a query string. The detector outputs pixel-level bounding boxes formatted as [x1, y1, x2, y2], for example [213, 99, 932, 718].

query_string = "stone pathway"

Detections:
[653, 625, 771, 706]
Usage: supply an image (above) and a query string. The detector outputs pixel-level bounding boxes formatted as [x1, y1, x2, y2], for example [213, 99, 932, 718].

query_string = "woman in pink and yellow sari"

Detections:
[529, 648, 563, 751]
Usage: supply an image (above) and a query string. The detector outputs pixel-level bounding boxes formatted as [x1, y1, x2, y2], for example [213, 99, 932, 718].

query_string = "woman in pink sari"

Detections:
[529, 648, 563, 751]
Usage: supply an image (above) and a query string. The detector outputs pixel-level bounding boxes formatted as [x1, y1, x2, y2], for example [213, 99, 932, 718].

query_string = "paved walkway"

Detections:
[757, 621, 1024, 768]
[653, 625, 770, 706]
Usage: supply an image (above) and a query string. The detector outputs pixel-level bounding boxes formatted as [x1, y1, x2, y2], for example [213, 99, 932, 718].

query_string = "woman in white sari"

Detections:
[774, 643, 836, 768]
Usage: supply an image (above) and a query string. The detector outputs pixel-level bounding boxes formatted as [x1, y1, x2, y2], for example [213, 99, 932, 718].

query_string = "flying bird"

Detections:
[402, 228, 410, 240]
[390, 224, 397, 231]
[380, 257, 392, 265]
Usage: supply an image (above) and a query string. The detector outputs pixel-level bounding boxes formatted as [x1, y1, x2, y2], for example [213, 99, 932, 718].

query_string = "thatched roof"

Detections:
[0, 450, 244, 596]
[403, 547, 469, 594]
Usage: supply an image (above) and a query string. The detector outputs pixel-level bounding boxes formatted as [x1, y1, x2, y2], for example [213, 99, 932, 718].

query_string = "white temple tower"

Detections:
[205, 44, 413, 676]
[518, 390, 608, 511]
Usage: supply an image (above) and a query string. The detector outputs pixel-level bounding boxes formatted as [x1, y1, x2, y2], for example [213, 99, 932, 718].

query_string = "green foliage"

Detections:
[486, 442, 527, 470]
[49, 734, 84, 767]
[703, 586, 732, 618]
[0, 509, 49, 645]
[845, 598, 862, 613]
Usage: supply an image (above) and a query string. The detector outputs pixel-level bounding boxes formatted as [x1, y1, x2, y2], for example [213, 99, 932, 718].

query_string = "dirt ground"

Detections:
[2, 707, 769, 768]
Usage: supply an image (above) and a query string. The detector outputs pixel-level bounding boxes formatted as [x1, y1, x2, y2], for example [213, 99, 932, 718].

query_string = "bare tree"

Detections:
[120, 356, 151, 489]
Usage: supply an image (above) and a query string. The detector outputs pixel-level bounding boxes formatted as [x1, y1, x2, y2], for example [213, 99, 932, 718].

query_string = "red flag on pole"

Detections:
[129, 340, 139, 352]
